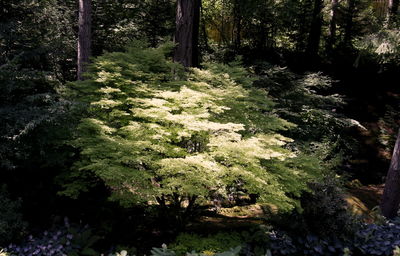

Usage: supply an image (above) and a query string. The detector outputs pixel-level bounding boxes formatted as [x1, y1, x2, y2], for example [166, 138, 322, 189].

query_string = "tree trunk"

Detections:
[232, 0, 241, 50]
[387, 0, 399, 26]
[306, 0, 323, 62]
[343, 0, 355, 48]
[381, 129, 400, 219]
[77, 0, 92, 80]
[174, 0, 201, 68]
[326, 0, 338, 54]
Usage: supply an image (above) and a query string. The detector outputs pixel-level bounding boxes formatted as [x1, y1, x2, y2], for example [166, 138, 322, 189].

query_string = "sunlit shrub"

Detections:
[61, 41, 322, 215]
[169, 232, 242, 256]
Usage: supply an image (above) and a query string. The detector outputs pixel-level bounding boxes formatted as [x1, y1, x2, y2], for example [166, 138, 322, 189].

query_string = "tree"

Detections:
[306, 0, 324, 62]
[343, 0, 356, 48]
[77, 0, 92, 80]
[381, 129, 400, 219]
[173, 0, 201, 67]
[232, 0, 242, 50]
[326, 0, 339, 54]
[387, 0, 399, 26]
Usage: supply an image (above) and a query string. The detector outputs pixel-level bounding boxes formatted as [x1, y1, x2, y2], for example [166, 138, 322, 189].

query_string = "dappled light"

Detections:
[1, 0, 400, 255]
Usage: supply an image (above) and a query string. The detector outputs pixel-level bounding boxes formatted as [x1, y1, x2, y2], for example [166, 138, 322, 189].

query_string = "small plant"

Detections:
[169, 232, 243, 256]
[0, 249, 10, 256]
[393, 246, 400, 256]
[108, 250, 129, 256]
[354, 218, 400, 255]
[151, 244, 241, 256]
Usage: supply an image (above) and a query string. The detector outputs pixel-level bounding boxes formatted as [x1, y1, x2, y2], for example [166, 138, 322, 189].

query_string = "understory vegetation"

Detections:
[1, 0, 400, 255]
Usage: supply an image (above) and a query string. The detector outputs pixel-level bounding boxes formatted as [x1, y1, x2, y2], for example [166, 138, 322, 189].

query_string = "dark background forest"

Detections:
[1, 0, 400, 255]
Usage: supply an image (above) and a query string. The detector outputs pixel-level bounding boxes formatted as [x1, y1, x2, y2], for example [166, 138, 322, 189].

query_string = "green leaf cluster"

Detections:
[62, 42, 321, 212]
[168, 232, 242, 256]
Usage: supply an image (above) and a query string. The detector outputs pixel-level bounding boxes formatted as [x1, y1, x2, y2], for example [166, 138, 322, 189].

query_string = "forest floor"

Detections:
[184, 184, 385, 233]
[346, 184, 384, 222]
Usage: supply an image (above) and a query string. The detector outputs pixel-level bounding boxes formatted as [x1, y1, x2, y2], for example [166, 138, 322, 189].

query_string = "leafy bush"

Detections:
[169, 233, 242, 256]
[61, 41, 322, 213]
[267, 231, 350, 256]
[245, 219, 400, 256]
[253, 64, 361, 169]
[0, 186, 26, 246]
[354, 218, 400, 255]
[301, 175, 358, 237]
[151, 244, 241, 256]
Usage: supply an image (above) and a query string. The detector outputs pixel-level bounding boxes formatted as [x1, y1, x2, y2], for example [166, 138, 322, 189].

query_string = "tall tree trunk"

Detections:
[296, 0, 312, 52]
[174, 0, 201, 67]
[343, 0, 356, 48]
[77, 0, 92, 80]
[326, 0, 338, 54]
[381, 129, 400, 219]
[306, 0, 324, 62]
[387, 0, 399, 26]
[232, 0, 241, 50]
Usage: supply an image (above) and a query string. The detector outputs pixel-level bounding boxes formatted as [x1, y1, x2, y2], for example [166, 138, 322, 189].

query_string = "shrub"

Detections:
[253, 64, 361, 170]
[300, 175, 358, 237]
[151, 244, 241, 256]
[0, 186, 26, 246]
[354, 218, 400, 255]
[169, 232, 243, 256]
[60, 41, 322, 214]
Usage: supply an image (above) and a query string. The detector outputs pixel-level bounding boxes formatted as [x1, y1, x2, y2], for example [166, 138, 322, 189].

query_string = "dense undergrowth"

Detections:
[1, 42, 399, 256]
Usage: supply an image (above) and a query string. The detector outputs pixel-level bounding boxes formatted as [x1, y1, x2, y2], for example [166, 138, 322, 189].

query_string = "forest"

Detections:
[1, 0, 400, 255]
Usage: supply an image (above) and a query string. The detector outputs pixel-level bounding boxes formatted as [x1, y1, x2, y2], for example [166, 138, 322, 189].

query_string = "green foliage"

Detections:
[355, 29, 400, 68]
[151, 244, 241, 256]
[301, 175, 358, 237]
[0, 186, 26, 246]
[0, 0, 77, 171]
[254, 63, 361, 169]
[92, 0, 175, 53]
[62, 42, 321, 213]
[169, 232, 242, 256]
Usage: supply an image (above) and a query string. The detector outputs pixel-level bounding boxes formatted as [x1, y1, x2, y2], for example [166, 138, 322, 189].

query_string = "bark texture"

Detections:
[326, 0, 338, 53]
[344, 0, 356, 47]
[77, 0, 92, 80]
[306, 0, 323, 61]
[232, 0, 241, 50]
[173, 0, 201, 67]
[381, 129, 400, 219]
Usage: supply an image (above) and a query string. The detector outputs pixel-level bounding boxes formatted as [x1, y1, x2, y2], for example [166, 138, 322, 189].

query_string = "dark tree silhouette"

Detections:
[77, 0, 92, 80]
[173, 0, 201, 67]
[306, 0, 324, 62]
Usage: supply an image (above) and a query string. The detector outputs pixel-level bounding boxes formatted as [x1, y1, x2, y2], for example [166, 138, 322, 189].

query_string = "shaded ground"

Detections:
[346, 184, 384, 222]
